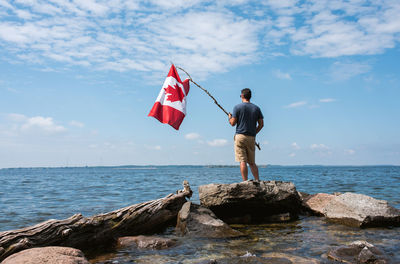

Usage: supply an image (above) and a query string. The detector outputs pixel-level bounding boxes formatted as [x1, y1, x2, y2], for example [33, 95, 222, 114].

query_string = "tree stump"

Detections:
[0, 181, 192, 262]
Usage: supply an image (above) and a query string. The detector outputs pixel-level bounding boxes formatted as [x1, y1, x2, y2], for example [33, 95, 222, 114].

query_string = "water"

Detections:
[1, 166, 400, 263]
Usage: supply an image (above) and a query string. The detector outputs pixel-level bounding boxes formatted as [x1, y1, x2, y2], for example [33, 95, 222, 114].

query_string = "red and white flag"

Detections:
[148, 64, 190, 130]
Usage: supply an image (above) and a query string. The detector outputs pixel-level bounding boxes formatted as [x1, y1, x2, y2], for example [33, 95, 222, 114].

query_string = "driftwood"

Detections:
[0, 181, 192, 262]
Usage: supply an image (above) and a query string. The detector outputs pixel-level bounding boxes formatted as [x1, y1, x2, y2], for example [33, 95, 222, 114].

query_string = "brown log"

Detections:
[0, 181, 192, 262]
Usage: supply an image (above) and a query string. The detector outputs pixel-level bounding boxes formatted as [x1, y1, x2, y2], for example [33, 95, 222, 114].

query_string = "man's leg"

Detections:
[249, 163, 259, 181]
[240, 161, 248, 181]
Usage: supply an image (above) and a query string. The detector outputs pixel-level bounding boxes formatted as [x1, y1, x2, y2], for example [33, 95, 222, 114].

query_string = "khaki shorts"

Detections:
[234, 134, 255, 164]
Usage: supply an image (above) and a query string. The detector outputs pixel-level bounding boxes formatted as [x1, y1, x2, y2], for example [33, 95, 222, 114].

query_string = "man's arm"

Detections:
[228, 113, 237, 126]
[256, 118, 264, 134]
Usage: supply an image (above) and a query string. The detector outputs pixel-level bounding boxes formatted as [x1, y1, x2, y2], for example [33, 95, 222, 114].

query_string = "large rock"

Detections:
[1, 246, 89, 264]
[327, 241, 388, 263]
[199, 181, 302, 224]
[303, 193, 336, 216]
[117, 235, 177, 250]
[196, 253, 320, 264]
[176, 201, 243, 238]
[323, 193, 400, 227]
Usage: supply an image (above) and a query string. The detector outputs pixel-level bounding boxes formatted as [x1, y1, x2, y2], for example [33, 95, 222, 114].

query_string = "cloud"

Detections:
[69, 120, 84, 128]
[330, 61, 372, 81]
[0, 2, 262, 77]
[185, 132, 200, 140]
[274, 69, 292, 80]
[319, 98, 336, 103]
[345, 149, 355, 155]
[310, 143, 329, 150]
[21, 116, 66, 133]
[207, 139, 228, 147]
[291, 142, 300, 150]
[145, 145, 162, 150]
[5, 113, 66, 134]
[285, 101, 307, 108]
[289, 152, 296, 157]
[1, 1, 400, 77]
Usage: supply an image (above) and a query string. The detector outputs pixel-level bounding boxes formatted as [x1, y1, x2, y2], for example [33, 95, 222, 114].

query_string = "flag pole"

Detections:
[176, 65, 261, 151]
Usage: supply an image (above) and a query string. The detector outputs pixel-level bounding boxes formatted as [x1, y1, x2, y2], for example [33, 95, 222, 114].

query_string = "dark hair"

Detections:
[241, 88, 251, 100]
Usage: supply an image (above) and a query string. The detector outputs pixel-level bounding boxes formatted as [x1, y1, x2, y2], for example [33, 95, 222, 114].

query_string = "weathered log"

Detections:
[0, 181, 192, 262]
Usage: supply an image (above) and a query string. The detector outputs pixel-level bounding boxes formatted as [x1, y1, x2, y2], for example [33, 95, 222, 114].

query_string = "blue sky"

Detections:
[0, 0, 399, 168]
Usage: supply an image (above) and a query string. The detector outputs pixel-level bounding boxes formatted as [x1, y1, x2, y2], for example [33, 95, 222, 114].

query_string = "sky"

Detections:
[0, 0, 400, 168]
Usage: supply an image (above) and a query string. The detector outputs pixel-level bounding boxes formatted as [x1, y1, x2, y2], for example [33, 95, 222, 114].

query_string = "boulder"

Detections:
[176, 201, 244, 238]
[117, 235, 176, 250]
[303, 193, 336, 216]
[323, 193, 400, 227]
[1, 246, 89, 264]
[199, 180, 302, 224]
[327, 240, 388, 263]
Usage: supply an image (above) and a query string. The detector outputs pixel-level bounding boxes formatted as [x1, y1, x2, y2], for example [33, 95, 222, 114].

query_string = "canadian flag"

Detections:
[148, 65, 190, 130]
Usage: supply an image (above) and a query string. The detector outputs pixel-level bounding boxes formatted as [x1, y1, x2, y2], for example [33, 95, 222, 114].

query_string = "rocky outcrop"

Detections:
[327, 241, 388, 263]
[304, 192, 400, 227]
[261, 253, 320, 264]
[199, 180, 302, 224]
[117, 235, 177, 250]
[1, 246, 89, 264]
[176, 201, 243, 238]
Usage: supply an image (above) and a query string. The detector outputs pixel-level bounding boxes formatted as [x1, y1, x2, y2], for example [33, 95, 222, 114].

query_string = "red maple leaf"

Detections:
[164, 83, 184, 103]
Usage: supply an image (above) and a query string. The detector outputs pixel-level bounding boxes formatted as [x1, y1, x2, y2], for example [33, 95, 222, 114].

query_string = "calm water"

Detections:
[1, 166, 400, 263]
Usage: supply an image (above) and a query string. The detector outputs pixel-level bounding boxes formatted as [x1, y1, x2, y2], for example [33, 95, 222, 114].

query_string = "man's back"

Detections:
[232, 102, 263, 137]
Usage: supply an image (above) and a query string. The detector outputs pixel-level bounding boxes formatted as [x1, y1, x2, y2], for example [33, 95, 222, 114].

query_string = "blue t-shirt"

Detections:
[232, 102, 263, 137]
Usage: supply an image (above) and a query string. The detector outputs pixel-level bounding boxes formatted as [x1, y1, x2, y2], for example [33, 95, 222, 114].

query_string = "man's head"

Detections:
[241, 88, 252, 101]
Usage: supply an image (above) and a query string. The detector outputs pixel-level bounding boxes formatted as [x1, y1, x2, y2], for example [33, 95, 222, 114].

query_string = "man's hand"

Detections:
[228, 113, 237, 126]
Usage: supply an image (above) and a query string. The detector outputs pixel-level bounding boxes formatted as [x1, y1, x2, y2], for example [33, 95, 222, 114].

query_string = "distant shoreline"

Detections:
[1, 164, 399, 170]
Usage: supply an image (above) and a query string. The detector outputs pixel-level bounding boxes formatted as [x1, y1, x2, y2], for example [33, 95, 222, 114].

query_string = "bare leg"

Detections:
[240, 162, 248, 181]
[249, 163, 260, 181]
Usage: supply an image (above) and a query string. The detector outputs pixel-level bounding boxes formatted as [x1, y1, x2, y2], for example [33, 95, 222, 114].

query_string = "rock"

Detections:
[327, 240, 388, 263]
[195, 256, 292, 264]
[303, 193, 336, 216]
[199, 180, 302, 224]
[261, 253, 320, 264]
[176, 201, 244, 238]
[1, 246, 89, 264]
[117, 235, 176, 250]
[323, 193, 400, 227]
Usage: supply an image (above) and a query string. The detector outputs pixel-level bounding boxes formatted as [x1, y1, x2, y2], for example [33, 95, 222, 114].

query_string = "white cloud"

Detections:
[330, 61, 372, 81]
[185, 132, 200, 140]
[289, 152, 296, 157]
[7, 113, 27, 122]
[146, 145, 162, 150]
[21, 116, 66, 133]
[262, 140, 269, 145]
[207, 139, 228, 147]
[69, 120, 84, 128]
[319, 98, 336, 103]
[291, 142, 300, 150]
[345, 149, 355, 155]
[285, 101, 307, 108]
[310, 143, 329, 150]
[274, 69, 292, 80]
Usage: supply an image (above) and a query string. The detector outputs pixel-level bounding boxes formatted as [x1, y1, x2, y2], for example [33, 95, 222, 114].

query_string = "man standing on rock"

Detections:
[228, 88, 264, 181]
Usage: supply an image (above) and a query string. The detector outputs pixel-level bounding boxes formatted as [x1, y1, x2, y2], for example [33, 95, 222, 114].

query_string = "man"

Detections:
[228, 88, 264, 181]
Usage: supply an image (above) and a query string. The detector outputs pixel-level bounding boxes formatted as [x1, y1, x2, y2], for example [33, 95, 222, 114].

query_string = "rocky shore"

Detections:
[1, 180, 399, 263]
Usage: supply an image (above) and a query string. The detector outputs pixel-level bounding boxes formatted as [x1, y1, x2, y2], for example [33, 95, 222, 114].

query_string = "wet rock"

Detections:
[1, 246, 89, 264]
[261, 252, 320, 264]
[324, 193, 400, 227]
[199, 180, 302, 224]
[303, 193, 336, 216]
[117, 235, 176, 250]
[195, 256, 292, 264]
[176, 201, 244, 238]
[327, 240, 388, 263]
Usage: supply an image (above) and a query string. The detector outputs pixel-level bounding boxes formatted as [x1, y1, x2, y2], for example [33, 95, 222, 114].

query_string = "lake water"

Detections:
[1, 166, 399, 263]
